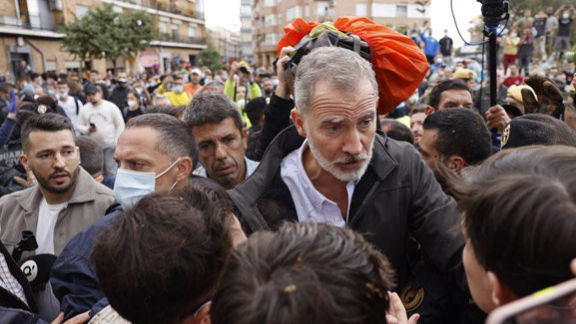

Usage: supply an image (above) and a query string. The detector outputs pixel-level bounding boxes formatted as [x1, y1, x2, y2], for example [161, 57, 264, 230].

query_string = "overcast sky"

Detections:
[205, 0, 483, 49]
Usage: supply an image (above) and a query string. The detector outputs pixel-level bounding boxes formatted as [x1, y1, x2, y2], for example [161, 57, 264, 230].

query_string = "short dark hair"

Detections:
[380, 119, 414, 144]
[184, 93, 243, 132]
[93, 181, 234, 324]
[455, 146, 576, 297]
[76, 136, 103, 176]
[146, 104, 184, 119]
[243, 97, 267, 127]
[502, 114, 576, 149]
[126, 113, 198, 168]
[428, 79, 470, 110]
[423, 108, 491, 165]
[21, 114, 75, 152]
[211, 222, 395, 324]
[31, 73, 41, 80]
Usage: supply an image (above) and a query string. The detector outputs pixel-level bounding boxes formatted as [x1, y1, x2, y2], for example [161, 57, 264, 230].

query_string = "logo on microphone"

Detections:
[21, 260, 38, 282]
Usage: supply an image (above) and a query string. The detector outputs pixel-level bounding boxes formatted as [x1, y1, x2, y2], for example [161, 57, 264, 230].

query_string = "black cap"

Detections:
[501, 114, 576, 149]
[85, 84, 99, 95]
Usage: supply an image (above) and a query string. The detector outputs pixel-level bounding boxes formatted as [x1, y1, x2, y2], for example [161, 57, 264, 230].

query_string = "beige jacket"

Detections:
[0, 168, 115, 257]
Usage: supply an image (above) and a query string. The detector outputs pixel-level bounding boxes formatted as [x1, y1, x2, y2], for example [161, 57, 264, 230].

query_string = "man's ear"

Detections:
[176, 157, 194, 182]
[425, 105, 436, 116]
[19, 154, 30, 172]
[181, 303, 211, 324]
[242, 128, 249, 150]
[488, 271, 517, 307]
[444, 155, 467, 174]
[291, 108, 307, 138]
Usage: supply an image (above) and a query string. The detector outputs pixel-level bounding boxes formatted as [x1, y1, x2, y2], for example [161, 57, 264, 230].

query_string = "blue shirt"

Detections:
[420, 33, 440, 57]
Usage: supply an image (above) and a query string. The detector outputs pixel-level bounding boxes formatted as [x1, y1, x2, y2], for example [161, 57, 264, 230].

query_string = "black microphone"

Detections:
[19, 254, 57, 289]
[11, 230, 38, 262]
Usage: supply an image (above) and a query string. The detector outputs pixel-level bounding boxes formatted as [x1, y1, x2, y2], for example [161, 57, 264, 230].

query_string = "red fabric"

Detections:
[277, 17, 429, 114]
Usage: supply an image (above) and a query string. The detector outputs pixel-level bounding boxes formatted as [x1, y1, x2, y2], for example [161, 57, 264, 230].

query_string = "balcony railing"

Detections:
[157, 33, 206, 45]
[0, 17, 58, 32]
[118, 0, 205, 20]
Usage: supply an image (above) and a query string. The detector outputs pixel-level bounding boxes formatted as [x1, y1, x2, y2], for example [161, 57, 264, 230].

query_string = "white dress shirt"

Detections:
[281, 140, 356, 227]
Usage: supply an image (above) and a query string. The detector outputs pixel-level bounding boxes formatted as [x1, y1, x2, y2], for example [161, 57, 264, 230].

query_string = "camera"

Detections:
[12, 230, 38, 262]
[477, 0, 509, 27]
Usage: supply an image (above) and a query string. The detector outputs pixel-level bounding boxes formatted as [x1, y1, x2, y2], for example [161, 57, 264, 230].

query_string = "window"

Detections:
[76, 5, 90, 19]
[396, 5, 407, 18]
[286, 6, 302, 21]
[264, 0, 276, 7]
[159, 22, 167, 34]
[371, 4, 395, 18]
[113, 6, 123, 13]
[304, 5, 310, 17]
[265, 14, 276, 26]
[356, 4, 367, 17]
[316, 1, 329, 15]
[188, 27, 196, 38]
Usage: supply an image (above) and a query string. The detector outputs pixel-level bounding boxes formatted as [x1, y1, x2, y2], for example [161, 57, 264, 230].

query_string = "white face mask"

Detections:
[57, 92, 68, 100]
[127, 99, 137, 108]
[113, 159, 180, 210]
[563, 14, 570, 19]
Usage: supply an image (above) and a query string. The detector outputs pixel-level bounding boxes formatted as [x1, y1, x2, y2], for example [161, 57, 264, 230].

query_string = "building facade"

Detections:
[0, 0, 207, 80]
[252, 0, 431, 66]
[240, 0, 254, 63]
[208, 26, 242, 65]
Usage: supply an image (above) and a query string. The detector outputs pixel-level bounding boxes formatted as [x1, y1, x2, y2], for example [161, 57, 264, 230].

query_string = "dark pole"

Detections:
[488, 27, 498, 106]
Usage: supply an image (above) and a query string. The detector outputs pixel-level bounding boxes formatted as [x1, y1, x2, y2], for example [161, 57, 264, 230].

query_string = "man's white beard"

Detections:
[307, 135, 374, 183]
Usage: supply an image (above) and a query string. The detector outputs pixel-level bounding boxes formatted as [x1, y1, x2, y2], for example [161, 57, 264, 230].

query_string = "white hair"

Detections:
[294, 47, 378, 116]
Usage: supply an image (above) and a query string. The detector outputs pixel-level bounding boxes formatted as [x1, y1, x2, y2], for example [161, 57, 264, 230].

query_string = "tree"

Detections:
[61, 4, 154, 72]
[199, 48, 223, 74]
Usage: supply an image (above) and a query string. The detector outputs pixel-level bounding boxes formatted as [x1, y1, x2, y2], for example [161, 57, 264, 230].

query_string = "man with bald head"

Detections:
[230, 47, 469, 321]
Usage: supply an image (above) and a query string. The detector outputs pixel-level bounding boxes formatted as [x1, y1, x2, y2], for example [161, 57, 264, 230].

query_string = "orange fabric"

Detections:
[277, 17, 429, 114]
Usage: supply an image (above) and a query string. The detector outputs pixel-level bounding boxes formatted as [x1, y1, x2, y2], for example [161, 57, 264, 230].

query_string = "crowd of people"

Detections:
[0, 10, 575, 324]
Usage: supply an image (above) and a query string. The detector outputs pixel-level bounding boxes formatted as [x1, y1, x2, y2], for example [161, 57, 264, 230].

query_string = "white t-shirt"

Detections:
[59, 96, 82, 128]
[36, 198, 66, 255]
[77, 99, 126, 145]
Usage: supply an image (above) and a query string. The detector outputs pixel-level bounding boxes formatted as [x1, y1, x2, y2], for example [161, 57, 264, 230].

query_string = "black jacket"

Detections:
[0, 241, 37, 313]
[229, 126, 471, 322]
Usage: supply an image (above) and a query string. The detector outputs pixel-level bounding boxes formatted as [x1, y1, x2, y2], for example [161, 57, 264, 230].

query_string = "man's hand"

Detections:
[13, 169, 36, 188]
[524, 75, 564, 118]
[386, 292, 420, 324]
[275, 46, 295, 99]
[485, 105, 511, 132]
[51, 311, 90, 324]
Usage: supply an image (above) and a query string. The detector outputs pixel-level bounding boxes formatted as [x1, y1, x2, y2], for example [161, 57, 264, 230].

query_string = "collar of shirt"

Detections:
[281, 139, 358, 225]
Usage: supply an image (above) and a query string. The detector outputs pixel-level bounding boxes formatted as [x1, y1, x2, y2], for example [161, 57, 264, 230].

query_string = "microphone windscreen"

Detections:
[19, 254, 57, 287]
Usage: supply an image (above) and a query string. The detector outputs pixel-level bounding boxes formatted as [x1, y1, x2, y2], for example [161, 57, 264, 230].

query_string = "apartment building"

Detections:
[252, 0, 431, 66]
[208, 26, 241, 64]
[0, 0, 207, 79]
[240, 0, 254, 63]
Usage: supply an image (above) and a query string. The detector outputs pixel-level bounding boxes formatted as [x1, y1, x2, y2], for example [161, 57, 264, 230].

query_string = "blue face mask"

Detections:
[173, 85, 183, 93]
[113, 159, 180, 210]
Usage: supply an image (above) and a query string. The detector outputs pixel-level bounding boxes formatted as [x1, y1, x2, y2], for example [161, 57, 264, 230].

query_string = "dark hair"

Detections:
[243, 97, 267, 127]
[21, 114, 75, 152]
[56, 79, 69, 87]
[76, 136, 103, 176]
[211, 222, 395, 324]
[90, 70, 99, 74]
[455, 146, 576, 297]
[428, 79, 470, 110]
[410, 104, 427, 116]
[92, 181, 233, 324]
[423, 108, 491, 165]
[31, 73, 41, 81]
[380, 119, 414, 144]
[502, 114, 576, 149]
[126, 113, 198, 168]
[184, 93, 243, 132]
[146, 105, 185, 119]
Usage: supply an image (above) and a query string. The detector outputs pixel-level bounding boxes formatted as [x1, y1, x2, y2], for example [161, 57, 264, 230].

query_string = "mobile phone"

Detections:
[486, 278, 576, 324]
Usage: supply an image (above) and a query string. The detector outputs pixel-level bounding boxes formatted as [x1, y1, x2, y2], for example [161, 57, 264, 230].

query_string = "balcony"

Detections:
[0, 15, 64, 38]
[117, 0, 205, 20]
[157, 33, 206, 45]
